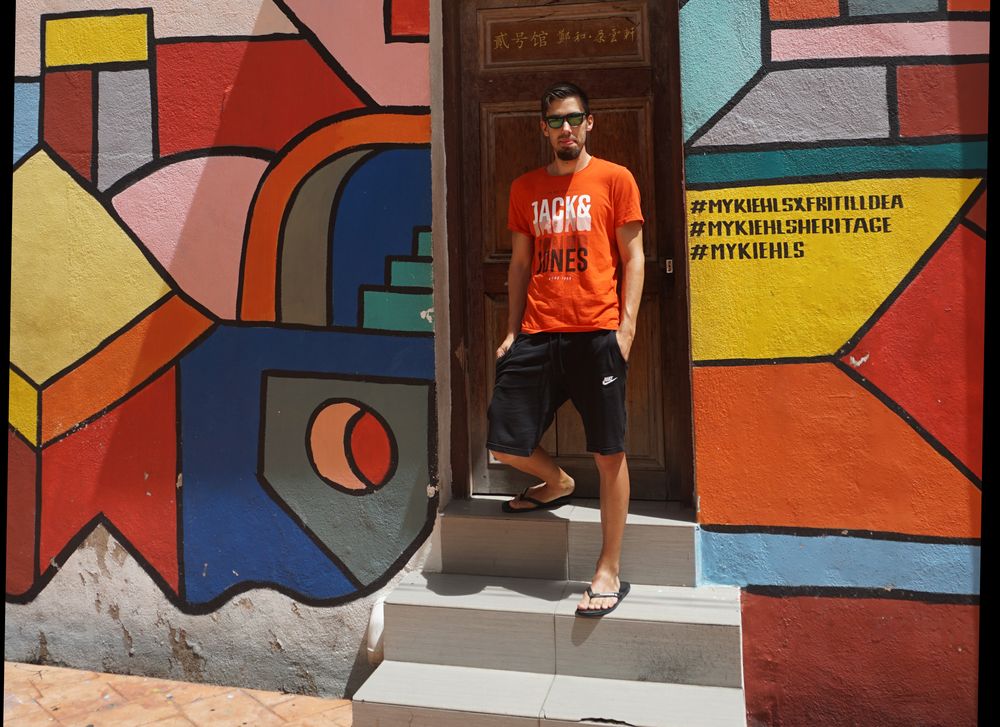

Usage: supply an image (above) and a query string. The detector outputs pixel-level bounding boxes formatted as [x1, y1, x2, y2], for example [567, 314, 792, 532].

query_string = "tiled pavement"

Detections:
[3, 661, 353, 726]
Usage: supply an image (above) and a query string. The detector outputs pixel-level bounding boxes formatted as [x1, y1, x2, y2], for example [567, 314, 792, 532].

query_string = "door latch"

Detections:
[663, 258, 673, 274]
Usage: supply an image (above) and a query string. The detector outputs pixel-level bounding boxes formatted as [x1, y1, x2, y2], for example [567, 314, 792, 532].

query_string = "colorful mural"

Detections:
[680, 1, 985, 723]
[9, 0, 435, 616]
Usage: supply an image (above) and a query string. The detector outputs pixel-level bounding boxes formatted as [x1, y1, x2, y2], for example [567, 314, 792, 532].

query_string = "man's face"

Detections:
[541, 96, 593, 161]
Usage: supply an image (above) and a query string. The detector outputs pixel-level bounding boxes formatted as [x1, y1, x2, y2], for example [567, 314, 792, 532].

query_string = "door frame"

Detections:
[441, 0, 695, 505]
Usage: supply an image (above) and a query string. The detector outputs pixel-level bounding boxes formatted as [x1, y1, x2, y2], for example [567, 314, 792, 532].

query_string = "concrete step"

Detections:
[438, 496, 697, 586]
[384, 572, 742, 688]
[353, 661, 747, 727]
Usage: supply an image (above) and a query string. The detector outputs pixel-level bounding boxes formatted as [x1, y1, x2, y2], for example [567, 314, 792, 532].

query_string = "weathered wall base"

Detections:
[5, 526, 431, 698]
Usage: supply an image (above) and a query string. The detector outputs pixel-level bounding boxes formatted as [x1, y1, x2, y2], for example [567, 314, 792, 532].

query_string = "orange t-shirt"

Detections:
[507, 157, 643, 333]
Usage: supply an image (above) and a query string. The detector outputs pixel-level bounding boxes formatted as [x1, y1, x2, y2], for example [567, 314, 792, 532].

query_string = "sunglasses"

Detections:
[544, 112, 588, 129]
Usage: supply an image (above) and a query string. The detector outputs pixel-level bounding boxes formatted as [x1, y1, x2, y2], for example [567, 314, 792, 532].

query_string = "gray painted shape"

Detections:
[848, 0, 938, 15]
[694, 67, 889, 147]
[97, 69, 153, 191]
[280, 150, 371, 325]
[262, 374, 432, 585]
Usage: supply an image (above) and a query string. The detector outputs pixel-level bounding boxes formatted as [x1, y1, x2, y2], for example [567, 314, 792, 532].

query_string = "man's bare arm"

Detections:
[614, 221, 644, 361]
[497, 231, 533, 358]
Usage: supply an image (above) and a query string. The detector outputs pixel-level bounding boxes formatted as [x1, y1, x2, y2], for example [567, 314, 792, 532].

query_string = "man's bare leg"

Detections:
[577, 451, 629, 612]
[491, 447, 575, 510]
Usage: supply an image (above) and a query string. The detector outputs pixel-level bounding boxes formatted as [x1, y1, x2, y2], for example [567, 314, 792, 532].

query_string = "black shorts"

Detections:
[486, 330, 628, 457]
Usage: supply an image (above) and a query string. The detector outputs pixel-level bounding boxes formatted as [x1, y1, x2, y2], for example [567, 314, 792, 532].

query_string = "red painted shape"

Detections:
[39, 369, 179, 592]
[742, 593, 979, 726]
[42, 70, 93, 179]
[967, 187, 987, 231]
[768, 0, 840, 20]
[897, 64, 989, 137]
[156, 39, 365, 155]
[948, 0, 989, 10]
[390, 0, 430, 36]
[350, 411, 393, 486]
[844, 224, 984, 477]
[7, 430, 38, 596]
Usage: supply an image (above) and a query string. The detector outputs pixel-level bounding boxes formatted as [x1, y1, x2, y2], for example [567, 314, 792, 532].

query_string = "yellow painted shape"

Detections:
[688, 177, 981, 360]
[44, 13, 148, 67]
[9, 368, 39, 445]
[11, 151, 170, 383]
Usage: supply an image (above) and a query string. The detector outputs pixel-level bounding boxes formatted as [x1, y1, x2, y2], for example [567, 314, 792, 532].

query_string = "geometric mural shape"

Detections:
[843, 223, 984, 478]
[42, 70, 93, 180]
[13, 81, 40, 165]
[768, 0, 840, 19]
[688, 176, 981, 360]
[263, 373, 430, 585]
[7, 429, 38, 596]
[113, 154, 270, 319]
[848, 0, 939, 14]
[693, 67, 889, 147]
[10, 149, 171, 384]
[692, 363, 981, 538]
[155, 39, 364, 155]
[96, 69, 154, 191]
[308, 400, 397, 491]
[279, 150, 372, 326]
[897, 63, 989, 137]
[770, 22, 990, 62]
[332, 148, 432, 327]
[39, 368, 180, 595]
[44, 12, 149, 67]
[680, 0, 762, 141]
[16, 2, 298, 76]
[8, 368, 39, 446]
[967, 187, 987, 231]
[280, 0, 430, 105]
[388, 0, 431, 38]
[178, 324, 434, 605]
[240, 112, 431, 321]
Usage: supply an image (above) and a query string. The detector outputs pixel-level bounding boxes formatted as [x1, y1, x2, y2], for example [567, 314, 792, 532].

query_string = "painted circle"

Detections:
[309, 401, 395, 491]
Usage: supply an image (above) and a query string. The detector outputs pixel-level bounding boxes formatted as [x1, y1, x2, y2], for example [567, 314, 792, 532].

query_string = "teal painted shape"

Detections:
[391, 260, 433, 288]
[679, 0, 762, 141]
[417, 230, 432, 256]
[685, 142, 989, 185]
[848, 0, 938, 14]
[363, 290, 434, 332]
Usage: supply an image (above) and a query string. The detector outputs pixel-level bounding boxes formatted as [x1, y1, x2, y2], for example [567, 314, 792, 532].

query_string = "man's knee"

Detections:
[490, 449, 516, 465]
[593, 451, 626, 472]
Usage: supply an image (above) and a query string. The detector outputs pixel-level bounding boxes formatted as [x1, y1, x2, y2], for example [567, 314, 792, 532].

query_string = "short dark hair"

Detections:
[541, 81, 590, 117]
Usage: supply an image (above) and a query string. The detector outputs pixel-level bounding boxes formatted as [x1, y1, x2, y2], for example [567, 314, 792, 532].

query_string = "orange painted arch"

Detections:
[693, 363, 981, 539]
[239, 112, 432, 321]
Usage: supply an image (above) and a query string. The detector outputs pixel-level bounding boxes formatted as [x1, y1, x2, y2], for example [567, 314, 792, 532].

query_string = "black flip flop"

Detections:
[501, 486, 573, 513]
[575, 581, 631, 617]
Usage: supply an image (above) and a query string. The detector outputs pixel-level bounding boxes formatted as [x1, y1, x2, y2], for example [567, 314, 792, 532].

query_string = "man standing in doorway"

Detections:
[487, 82, 645, 617]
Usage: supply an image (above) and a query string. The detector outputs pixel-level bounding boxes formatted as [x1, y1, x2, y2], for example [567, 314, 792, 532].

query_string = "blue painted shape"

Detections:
[331, 148, 432, 326]
[179, 324, 435, 604]
[14, 81, 40, 165]
[679, 0, 761, 141]
[699, 530, 981, 595]
[848, 0, 939, 14]
[685, 142, 989, 185]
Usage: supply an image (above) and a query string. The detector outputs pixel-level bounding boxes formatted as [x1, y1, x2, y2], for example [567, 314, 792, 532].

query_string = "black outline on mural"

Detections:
[301, 397, 401, 495]
[273, 149, 373, 325]
[383, 0, 431, 44]
[90, 70, 99, 184]
[685, 167, 985, 192]
[885, 63, 900, 138]
[744, 585, 978, 605]
[701, 523, 981, 546]
[769, 11, 990, 29]
[146, 11, 160, 160]
[758, 0, 772, 66]
[175, 365, 187, 603]
[766, 54, 989, 71]
[690, 133, 988, 156]
[269, 0, 379, 108]
[101, 145, 275, 199]
[236, 107, 430, 324]
[154, 33, 303, 46]
[961, 217, 986, 240]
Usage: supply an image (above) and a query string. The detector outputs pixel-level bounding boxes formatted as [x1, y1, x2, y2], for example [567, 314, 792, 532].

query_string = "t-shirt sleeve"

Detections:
[507, 178, 533, 235]
[613, 168, 644, 228]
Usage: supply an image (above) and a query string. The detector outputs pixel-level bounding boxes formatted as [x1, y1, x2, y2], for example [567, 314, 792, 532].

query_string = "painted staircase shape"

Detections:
[353, 497, 747, 726]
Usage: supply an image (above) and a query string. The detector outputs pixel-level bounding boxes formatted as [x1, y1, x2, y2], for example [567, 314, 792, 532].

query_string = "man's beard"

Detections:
[556, 144, 583, 161]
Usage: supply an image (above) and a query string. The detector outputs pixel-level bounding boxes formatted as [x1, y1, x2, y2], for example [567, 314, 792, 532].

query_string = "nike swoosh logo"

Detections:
[602, 376, 617, 386]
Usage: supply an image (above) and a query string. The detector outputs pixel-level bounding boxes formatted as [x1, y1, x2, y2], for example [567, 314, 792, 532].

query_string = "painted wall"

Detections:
[679, 1, 985, 724]
[8, 0, 435, 696]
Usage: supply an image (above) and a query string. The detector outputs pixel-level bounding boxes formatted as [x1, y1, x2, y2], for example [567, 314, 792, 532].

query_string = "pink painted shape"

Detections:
[283, 0, 429, 106]
[771, 21, 989, 61]
[310, 402, 368, 490]
[112, 155, 269, 319]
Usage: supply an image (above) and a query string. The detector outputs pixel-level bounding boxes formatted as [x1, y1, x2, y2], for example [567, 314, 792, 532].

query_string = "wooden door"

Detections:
[444, 0, 693, 502]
